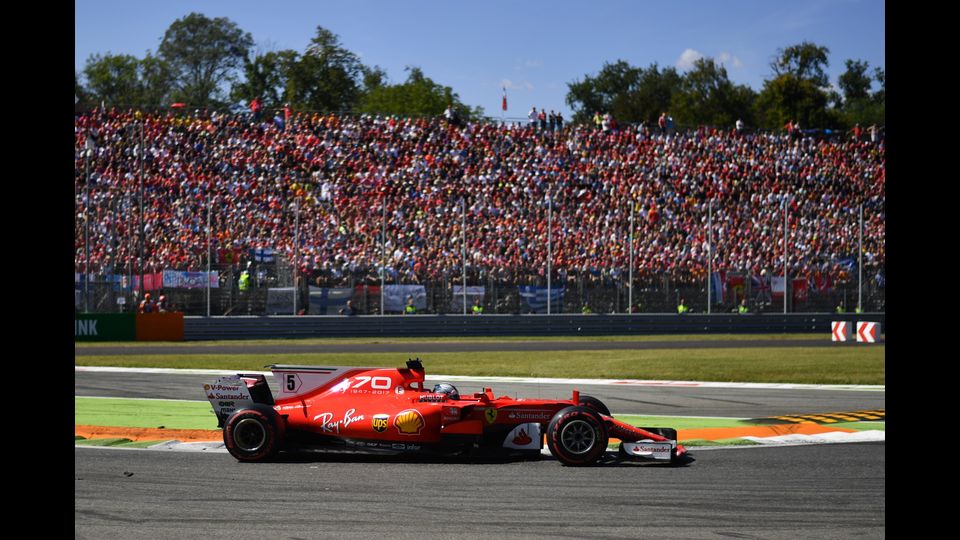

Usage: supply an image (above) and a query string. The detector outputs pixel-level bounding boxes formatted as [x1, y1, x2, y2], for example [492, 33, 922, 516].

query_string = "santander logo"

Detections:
[512, 429, 532, 446]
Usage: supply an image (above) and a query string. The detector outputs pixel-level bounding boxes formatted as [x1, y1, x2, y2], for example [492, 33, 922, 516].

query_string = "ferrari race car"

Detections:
[203, 359, 691, 466]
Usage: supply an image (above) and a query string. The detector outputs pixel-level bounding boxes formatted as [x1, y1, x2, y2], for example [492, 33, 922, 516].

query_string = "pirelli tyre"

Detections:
[577, 395, 611, 417]
[546, 406, 609, 466]
[223, 404, 284, 462]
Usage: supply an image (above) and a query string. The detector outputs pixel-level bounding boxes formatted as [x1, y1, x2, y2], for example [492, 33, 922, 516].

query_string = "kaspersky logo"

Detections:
[484, 408, 498, 424]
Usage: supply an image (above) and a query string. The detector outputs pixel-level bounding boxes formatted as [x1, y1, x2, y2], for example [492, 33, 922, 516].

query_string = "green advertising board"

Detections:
[75, 313, 136, 342]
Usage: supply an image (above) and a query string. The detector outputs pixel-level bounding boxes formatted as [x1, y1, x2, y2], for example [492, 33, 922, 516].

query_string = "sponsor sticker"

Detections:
[441, 406, 460, 423]
[484, 408, 498, 424]
[372, 414, 389, 433]
[394, 409, 425, 435]
[203, 376, 253, 419]
[395, 386, 405, 395]
[621, 441, 673, 460]
[312, 409, 366, 434]
[506, 410, 552, 421]
[503, 423, 541, 450]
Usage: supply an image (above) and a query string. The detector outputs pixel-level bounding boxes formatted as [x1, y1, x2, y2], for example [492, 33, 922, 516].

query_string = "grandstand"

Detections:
[74, 109, 884, 315]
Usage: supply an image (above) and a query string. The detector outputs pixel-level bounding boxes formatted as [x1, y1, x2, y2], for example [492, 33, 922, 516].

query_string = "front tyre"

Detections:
[578, 395, 611, 416]
[223, 405, 283, 462]
[546, 406, 608, 466]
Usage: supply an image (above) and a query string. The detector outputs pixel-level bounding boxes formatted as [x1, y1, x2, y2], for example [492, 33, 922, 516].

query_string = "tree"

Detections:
[285, 26, 365, 113]
[756, 42, 834, 128]
[566, 60, 641, 124]
[230, 50, 299, 109]
[770, 41, 830, 87]
[75, 72, 92, 108]
[138, 53, 175, 107]
[82, 52, 176, 108]
[836, 60, 885, 127]
[838, 59, 872, 103]
[671, 57, 757, 128]
[358, 66, 481, 119]
[566, 61, 682, 125]
[158, 12, 253, 108]
[83, 53, 141, 107]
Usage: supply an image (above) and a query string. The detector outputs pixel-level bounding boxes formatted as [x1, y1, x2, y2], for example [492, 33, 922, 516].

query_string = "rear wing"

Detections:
[203, 373, 274, 427]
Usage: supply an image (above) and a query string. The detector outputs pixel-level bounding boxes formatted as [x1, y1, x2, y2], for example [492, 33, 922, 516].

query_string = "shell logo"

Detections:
[394, 409, 425, 435]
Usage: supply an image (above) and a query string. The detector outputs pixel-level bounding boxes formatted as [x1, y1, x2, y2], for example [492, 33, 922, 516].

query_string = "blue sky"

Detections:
[75, 0, 884, 119]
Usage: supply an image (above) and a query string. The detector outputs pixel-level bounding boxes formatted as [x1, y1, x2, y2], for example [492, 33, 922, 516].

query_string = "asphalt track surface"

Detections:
[75, 341, 885, 537]
[75, 370, 884, 418]
[75, 338, 882, 356]
[75, 443, 884, 539]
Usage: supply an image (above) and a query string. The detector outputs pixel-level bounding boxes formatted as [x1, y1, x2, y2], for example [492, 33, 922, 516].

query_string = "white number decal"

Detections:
[351, 376, 392, 390]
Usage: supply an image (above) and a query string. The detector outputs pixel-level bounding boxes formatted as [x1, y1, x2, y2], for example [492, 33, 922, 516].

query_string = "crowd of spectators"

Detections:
[75, 108, 884, 290]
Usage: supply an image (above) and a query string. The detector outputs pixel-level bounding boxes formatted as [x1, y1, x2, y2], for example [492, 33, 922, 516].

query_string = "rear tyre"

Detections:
[546, 406, 608, 466]
[578, 395, 611, 416]
[223, 405, 283, 462]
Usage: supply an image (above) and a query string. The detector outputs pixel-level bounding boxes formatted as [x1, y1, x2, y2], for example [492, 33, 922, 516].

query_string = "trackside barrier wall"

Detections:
[75, 313, 185, 341]
[75, 313, 136, 341]
[183, 313, 886, 341]
[135, 313, 185, 341]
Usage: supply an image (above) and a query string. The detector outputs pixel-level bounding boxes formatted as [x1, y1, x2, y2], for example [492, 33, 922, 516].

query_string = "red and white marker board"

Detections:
[831, 321, 849, 342]
[856, 322, 878, 343]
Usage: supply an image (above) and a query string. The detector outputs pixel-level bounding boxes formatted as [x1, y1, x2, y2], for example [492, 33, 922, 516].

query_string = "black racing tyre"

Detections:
[546, 406, 608, 466]
[578, 395, 611, 417]
[223, 404, 283, 462]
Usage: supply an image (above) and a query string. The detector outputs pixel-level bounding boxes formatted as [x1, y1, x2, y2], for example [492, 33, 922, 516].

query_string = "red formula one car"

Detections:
[203, 359, 691, 466]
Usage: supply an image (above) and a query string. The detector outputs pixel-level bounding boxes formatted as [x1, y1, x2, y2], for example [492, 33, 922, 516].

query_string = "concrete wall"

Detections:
[184, 313, 886, 340]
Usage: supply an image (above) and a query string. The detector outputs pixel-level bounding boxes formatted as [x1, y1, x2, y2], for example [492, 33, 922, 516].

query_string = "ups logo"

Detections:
[372, 414, 389, 433]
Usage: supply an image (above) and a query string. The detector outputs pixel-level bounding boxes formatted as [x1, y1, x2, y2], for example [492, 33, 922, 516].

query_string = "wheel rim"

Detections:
[234, 418, 267, 452]
[560, 419, 596, 455]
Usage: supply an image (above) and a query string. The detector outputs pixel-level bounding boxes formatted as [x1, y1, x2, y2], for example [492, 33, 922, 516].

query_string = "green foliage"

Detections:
[754, 42, 848, 129]
[358, 66, 478, 119]
[75, 72, 92, 107]
[82, 53, 174, 108]
[138, 53, 175, 107]
[284, 26, 365, 113]
[566, 61, 682, 125]
[755, 74, 835, 129]
[158, 12, 253, 108]
[82, 53, 141, 106]
[670, 58, 757, 128]
[770, 41, 831, 87]
[230, 50, 299, 109]
[835, 59, 885, 128]
[838, 59, 872, 102]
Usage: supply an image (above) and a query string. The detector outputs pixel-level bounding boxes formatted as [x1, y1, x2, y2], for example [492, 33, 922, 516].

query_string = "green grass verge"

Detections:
[75, 346, 884, 385]
[74, 437, 168, 448]
[75, 333, 838, 348]
[76, 397, 219, 430]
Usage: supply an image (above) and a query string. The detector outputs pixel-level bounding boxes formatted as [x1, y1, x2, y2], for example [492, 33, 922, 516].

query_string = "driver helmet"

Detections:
[432, 383, 460, 400]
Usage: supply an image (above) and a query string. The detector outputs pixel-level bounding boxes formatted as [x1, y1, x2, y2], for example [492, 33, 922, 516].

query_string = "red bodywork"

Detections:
[243, 362, 687, 460]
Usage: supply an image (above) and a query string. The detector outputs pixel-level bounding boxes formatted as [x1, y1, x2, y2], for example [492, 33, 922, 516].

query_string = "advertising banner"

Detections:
[384, 285, 427, 313]
[518, 286, 565, 313]
[75, 313, 136, 342]
[450, 286, 485, 312]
